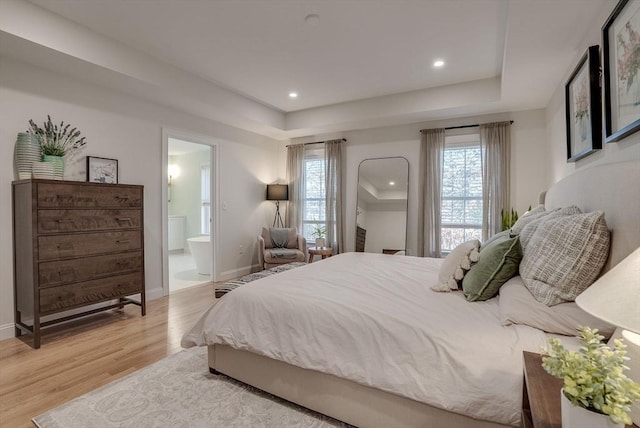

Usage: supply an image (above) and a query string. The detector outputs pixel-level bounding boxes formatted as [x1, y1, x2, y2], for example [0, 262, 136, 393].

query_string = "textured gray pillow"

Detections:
[520, 211, 610, 306]
[518, 205, 582, 251]
[510, 205, 546, 234]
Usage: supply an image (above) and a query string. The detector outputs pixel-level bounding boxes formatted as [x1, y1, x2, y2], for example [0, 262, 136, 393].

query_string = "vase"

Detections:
[560, 389, 623, 428]
[315, 238, 325, 248]
[31, 161, 56, 180]
[43, 155, 64, 180]
[14, 133, 41, 180]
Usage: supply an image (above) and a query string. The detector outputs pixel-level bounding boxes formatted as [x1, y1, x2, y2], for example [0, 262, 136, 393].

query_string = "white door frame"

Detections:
[162, 128, 220, 296]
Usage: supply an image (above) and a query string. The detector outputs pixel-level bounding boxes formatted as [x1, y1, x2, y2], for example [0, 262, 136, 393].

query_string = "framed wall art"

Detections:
[87, 156, 118, 184]
[602, 0, 640, 143]
[565, 45, 602, 162]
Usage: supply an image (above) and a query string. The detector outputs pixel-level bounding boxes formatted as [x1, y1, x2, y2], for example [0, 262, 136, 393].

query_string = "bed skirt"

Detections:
[208, 344, 512, 428]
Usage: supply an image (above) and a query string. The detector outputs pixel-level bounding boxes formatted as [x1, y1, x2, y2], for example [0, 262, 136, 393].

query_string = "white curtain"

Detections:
[325, 139, 345, 254]
[418, 128, 445, 258]
[286, 144, 305, 232]
[480, 122, 511, 241]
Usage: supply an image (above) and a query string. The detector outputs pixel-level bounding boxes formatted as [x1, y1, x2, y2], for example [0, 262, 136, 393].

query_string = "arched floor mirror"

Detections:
[356, 157, 408, 254]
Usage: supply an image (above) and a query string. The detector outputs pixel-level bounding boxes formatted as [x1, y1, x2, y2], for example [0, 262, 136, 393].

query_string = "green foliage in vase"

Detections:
[542, 327, 640, 425]
[27, 115, 87, 157]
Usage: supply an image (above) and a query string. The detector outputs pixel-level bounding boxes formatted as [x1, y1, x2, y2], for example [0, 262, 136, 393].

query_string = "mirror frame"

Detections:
[355, 156, 409, 254]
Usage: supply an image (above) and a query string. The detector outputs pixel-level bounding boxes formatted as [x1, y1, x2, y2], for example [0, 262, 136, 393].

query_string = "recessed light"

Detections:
[305, 14, 320, 26]
[289, 92, 298, 98]
[433, 60, 445, 68]
[389, 181, 395, 186]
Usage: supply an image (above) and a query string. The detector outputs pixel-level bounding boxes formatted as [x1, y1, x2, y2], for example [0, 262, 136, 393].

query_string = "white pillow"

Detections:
[520, 211, 610, 306]
[499, 277, 615, 338]
[432, 240, 480, 292]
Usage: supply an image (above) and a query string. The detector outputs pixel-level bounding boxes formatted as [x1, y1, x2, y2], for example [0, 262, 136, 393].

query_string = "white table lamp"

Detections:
[576, 246, 640, 424]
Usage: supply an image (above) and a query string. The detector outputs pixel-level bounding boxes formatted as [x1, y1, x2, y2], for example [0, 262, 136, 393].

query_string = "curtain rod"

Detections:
[421, 120, 514, 132]
[286, 138, 346, 148]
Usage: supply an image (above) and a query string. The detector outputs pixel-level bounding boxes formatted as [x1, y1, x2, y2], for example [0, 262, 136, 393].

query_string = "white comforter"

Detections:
[182, 252, 553, 426]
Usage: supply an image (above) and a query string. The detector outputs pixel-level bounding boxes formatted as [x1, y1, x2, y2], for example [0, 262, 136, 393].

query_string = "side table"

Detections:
[308, 246, 333, 263]
[522, 351, 637, 428]
[522, 351, 563, 428]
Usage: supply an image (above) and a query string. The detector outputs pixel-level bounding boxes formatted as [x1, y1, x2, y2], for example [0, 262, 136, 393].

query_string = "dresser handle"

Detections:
[56, 219, 73, 223]
[116, 217, 132, 223]
[57, 243, 73, 250]
[116, 240, 131, 244]
[115, 195, 130, 200]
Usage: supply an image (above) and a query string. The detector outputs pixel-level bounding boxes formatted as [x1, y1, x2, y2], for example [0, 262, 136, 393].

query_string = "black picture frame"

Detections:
[602, 0, 640, 143]
[86, 156, 118, 184]
[565, 45, 602, 162]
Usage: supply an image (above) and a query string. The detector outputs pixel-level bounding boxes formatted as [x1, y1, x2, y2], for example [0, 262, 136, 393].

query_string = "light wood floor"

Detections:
[0, 282, 218, 428]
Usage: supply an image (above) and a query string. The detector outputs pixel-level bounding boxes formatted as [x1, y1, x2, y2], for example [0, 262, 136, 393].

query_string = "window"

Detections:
[441, 134, 482, 252]
[302, 150, 326, 242]
[201, 165, 210, 235]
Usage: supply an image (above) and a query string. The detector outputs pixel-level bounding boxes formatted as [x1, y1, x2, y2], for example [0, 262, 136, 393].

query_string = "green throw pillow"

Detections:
[462, 235, 523, 302]
[482, 229, 512, 248]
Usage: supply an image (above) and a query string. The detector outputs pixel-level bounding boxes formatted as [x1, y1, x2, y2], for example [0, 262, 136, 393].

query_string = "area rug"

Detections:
[215, 262, 307, 298]
[33, 347, 350, 428]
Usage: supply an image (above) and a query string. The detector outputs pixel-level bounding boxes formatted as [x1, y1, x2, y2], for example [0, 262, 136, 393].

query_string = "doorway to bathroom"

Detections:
[163, 133, 218, 294]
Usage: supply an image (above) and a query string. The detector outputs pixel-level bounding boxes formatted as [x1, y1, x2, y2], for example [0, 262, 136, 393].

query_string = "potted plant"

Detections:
[542, 327, 640, 427]
[311, 223, 326, 248]
[27, 115, 87, 179]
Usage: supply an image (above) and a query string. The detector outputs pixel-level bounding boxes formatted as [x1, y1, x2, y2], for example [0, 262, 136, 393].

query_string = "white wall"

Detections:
[291, 109, 548, 255]
[545, 1, 640, 185]
[0, 56, 281, 339]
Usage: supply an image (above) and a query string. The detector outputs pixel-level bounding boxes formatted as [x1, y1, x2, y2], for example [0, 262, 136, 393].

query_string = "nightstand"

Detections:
[522, 351, 637, 428]
[522, 351, 563, 428]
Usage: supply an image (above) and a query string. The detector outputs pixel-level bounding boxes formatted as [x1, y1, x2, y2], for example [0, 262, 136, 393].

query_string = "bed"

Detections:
[182, 159, 640, 428]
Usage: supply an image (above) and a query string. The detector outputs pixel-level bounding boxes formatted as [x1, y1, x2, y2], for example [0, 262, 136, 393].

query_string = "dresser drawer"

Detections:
[38, 209, 141, 233]
[39, 272, 143, 314]
[38, 230, 142, 260]
[37, 183, 142, 208]
[39, 252, 143, 287]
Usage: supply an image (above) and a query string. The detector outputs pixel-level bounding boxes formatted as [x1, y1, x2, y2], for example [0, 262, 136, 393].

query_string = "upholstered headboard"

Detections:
[542, 160, 640, 272]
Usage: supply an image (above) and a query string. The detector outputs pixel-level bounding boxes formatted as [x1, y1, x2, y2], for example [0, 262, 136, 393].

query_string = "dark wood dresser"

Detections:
[355, 226, 366, 252]
[12, 179, 145, 348]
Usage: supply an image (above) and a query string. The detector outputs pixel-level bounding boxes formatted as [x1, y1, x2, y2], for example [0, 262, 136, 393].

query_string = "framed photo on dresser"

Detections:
[87, 156, 118, 184]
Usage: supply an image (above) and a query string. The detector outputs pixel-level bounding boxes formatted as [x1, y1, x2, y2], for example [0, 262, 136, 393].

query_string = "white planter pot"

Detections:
[561, 389, 623, 428]
[315, 238, 325, 248]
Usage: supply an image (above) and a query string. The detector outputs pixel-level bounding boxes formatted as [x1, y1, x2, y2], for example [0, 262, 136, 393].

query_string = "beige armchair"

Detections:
[257, 227, 307, 270]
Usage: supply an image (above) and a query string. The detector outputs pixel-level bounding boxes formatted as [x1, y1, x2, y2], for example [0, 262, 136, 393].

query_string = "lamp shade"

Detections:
[266, 184, 289, 201]
[576, 246, 640, 334]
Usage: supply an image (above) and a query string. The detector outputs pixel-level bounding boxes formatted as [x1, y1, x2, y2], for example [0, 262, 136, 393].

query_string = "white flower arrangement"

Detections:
[542, 326, 640, 425]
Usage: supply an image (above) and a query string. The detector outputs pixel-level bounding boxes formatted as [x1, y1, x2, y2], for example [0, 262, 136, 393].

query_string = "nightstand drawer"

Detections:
[39, 272, 143, 314]
[38, 230, 142, 260]
[37, 209, 141, 233]
[39, 252, 143, 287]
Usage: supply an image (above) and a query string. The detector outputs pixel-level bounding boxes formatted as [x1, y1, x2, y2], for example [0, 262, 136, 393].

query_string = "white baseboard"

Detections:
[0, 323, 15, 341]
[146, 286, 165, 300]
[219, 264, 260, 282]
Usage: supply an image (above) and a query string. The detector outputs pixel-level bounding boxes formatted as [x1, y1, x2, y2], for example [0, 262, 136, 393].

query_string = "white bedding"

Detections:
[182, 252, 560, 426]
